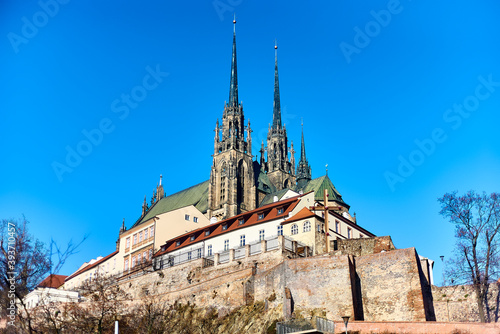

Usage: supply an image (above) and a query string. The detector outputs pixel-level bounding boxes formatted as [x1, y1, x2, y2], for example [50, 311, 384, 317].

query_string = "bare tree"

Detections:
[0, 217, 85, 333]
[439, 191, 500, 322]
[68, 272, 131, 334]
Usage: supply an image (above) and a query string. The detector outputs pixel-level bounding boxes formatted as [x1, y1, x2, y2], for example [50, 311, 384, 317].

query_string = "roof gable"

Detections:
[132, 180, 209, 228]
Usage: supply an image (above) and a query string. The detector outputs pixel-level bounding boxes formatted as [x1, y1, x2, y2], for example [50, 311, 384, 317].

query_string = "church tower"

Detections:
[208, 18, 256, 220]
[266, 43, 295, 190]
[296, 124, 312, 190]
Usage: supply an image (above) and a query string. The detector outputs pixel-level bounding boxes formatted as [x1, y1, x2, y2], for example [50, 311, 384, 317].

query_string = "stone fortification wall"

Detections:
[118, 239, 433, 324]
[432, 283, 500, 322]
[332, 235, 395, 257]
[253, 254, 355, 320]
[355, 247, 431, 322]
[119, 246, 286, 313]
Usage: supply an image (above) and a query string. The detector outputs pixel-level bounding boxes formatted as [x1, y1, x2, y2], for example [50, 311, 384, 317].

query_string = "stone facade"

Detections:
[432, 283, 500, 323]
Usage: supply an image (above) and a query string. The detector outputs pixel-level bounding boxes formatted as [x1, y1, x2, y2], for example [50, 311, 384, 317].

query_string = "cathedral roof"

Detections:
[256, 169, 277, 195]
[132, 180, 209, 228]
[259, 188, 291, 206]
[300, 175, 348, 208]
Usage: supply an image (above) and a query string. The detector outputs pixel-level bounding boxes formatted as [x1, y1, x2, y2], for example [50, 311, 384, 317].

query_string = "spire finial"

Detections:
[159, 174, 162, 186]
[326, 164, 329, 175]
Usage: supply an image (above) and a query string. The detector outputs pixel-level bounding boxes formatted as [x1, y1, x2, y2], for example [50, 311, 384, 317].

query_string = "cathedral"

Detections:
[205, 18, 347, 221]
[132, 18, 349, 228]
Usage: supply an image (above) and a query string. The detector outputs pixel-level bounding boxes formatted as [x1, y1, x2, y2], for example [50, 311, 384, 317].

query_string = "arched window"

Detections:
[291, 224, 298, 235]
[220, 162, 227, 204]
[303, 221, 311, 232]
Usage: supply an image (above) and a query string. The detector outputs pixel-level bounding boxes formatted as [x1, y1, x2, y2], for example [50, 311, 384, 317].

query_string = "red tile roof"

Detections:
[65, 250, 119, 282]
[37, 274, 67, 289]
[281, 207, 321, 225]
[154, 192, 311, 258]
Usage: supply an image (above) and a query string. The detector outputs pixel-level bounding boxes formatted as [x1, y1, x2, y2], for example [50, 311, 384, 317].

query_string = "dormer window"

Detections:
[190, 235, 195, 241]
[176, 240, 181, 246]
[277, 208, 284, 214]
[258, 213, 264, 220]
[205, 230, 210, 236]
[239, 219, 244, 225]
[222, 224, 228, 231]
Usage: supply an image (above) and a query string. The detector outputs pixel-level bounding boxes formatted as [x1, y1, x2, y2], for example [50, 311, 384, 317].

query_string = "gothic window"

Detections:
[220, 162, 227, 204]
[303, 221, 311, 232]
[237, 160, 245, 204]
[291, 224, 298, 235]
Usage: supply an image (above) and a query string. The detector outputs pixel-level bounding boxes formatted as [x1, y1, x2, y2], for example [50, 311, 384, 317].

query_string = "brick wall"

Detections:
[333, 320, 500, 334]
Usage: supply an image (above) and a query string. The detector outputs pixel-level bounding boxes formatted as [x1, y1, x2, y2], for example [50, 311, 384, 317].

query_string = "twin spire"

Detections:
[228, 16, 238, 107]
[272, 41, 282, 130]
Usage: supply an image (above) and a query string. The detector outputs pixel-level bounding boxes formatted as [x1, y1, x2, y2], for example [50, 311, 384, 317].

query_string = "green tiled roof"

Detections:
[300, 175, 348, 207]
[132, 180, 209, 228]
[259, 188, 291, 207]
[256, 170, 276, 195]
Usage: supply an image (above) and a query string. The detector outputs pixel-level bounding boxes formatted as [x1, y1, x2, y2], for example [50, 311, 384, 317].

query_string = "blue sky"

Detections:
[1, 0, 499, 285]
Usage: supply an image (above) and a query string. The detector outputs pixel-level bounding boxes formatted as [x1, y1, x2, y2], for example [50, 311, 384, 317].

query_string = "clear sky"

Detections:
[1, 0, 499, 285]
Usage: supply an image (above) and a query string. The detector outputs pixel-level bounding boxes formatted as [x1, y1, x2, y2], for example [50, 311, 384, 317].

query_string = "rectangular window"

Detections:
[239, 219, 244, 225]
[176, 240, 181, 246]
[185, 214, 190, 221]
[259, 229, 265, 241]
[208, 245, 213, 256]
[126, 237, 130, 249]
[205, 230, 210, 236]
[188, 251, 192, 260]
[197, 248, 202, 258]
[150, 226, 155, 237]
[143, 251, 147, 262]
[258, 213, 264, 220]
[132, 256, 136, 268]
[144, 228, 148, 240]
[193, 217, 198, 223]
[139, 231, 143, 243]
[240, 235, 246, 247]
[124, 258, 129, 271]
[222, 224, 228, 231]
[277, 225, 283, 236]
[277, 208, 284, 214]
[190, 235, 196, 241]
[133, 234, 137, 245]
[149, 248, 153, 259]
[335, 221, 339, 233]
[224, 239, 229, 251]
[347, 228, 352, 239]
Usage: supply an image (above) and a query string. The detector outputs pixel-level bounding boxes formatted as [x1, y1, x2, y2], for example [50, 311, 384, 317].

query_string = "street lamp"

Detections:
[341, 316, 350, 334]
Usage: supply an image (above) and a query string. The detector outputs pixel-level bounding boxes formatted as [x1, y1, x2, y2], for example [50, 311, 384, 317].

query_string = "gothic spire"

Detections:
[228, 15, 238, 107]
[300, 123, 307, 163]
[272, 40, 282, 130]
[296, 121, 312, 189]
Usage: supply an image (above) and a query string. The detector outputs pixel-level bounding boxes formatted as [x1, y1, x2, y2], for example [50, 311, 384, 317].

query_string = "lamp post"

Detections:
[341, 316, 350, 334]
